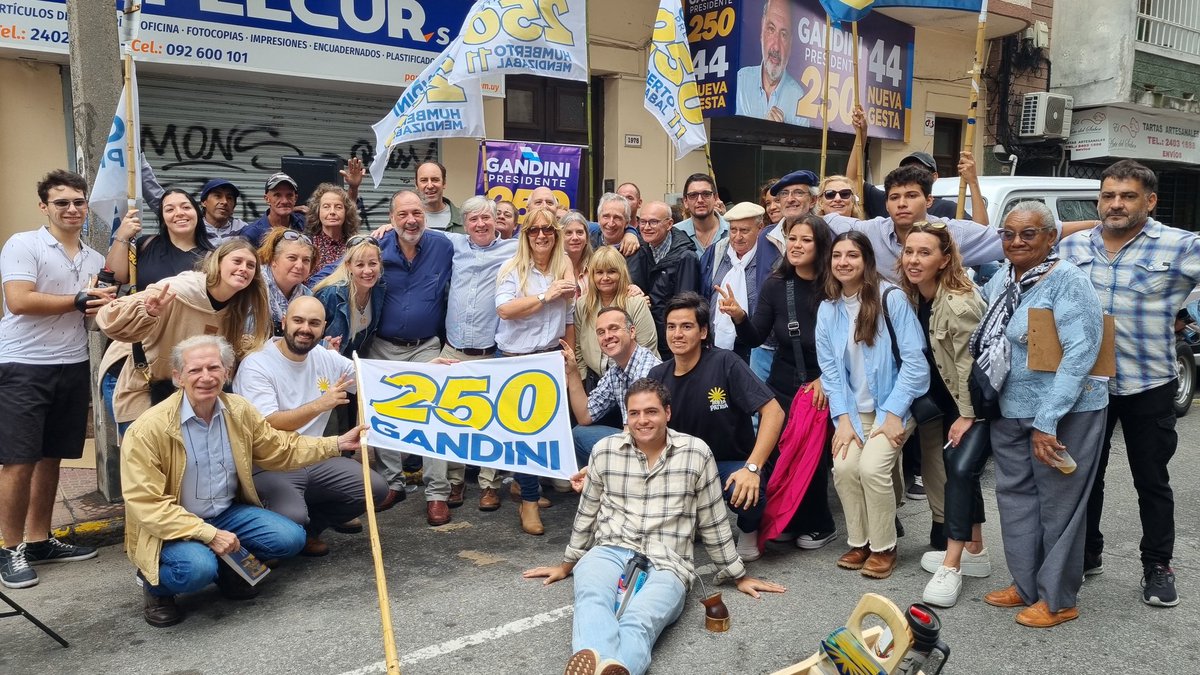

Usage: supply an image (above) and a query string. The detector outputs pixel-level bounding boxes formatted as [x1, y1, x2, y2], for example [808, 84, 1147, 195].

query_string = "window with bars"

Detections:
[1137, 0, 1200, 60]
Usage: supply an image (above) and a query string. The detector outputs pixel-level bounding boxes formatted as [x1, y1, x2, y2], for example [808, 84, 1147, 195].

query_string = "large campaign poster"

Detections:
[686, 0, 914, 140]
[357, 353, 579, 481]
[475, 140, 584, 219]
[0, 0, 502, 93]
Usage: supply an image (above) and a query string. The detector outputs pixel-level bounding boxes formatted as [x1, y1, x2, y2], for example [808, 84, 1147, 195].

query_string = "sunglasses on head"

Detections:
[823, 189, 854, 200]
[280, 230, 313, 245]
[909, 220, 947, 232]
[346, 234, 380, 248]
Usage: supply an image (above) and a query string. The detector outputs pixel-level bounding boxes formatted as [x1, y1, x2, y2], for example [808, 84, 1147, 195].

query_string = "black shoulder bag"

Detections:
[881, 287, 942, 425]
[784, 279, 811, 387]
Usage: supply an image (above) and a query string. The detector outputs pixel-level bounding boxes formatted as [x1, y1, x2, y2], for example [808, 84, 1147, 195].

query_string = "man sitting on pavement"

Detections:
[561, 307, 662, 463]
[121, 335, 365, 627]
[243, 172, 307, 246]
[232, 296, 387, 556]
[524, 378, 785, 675]
[648, 293, 785, 562]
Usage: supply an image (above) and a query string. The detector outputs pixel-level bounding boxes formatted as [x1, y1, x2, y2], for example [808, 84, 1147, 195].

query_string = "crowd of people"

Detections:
[1, 145, 1197, 675]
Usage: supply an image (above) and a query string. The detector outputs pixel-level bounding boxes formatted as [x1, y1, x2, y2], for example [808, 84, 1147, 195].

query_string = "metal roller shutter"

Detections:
[138, 75, 436, 230]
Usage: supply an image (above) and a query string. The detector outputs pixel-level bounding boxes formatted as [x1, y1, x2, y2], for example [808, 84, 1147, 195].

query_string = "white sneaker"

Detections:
[736, 530, 762, 562]
[922, 566, 963, 608]
[920, 547, 992, 577]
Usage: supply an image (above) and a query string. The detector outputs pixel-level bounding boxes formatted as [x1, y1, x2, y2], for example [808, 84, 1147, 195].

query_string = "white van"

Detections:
[929, 176, 1100, 226]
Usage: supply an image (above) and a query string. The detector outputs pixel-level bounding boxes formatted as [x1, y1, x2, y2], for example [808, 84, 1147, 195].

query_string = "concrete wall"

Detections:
[1132, 50, 1200, 99]
[0, 58, 70, 245]
[1050, 0, 1136, 106]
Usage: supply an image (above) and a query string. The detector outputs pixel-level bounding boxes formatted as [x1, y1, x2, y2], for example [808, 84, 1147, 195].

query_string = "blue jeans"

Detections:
[572, 546, 687, 675]
[749, 346, 775, 383]
[717, 460, 767, 533]
[571, 424, 623, 465]
[146, 503, 306, 597]
[100, 372, 131, 437]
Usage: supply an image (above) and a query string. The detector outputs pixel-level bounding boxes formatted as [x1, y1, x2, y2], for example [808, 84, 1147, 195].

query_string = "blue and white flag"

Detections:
[368, 41, 485, 187]
[819, 0, 984, 24]
[356, 352, 579, 481]
[645, 0, 707, 160]
[89, 57, 141, 237]
[444, 0, 589, 85]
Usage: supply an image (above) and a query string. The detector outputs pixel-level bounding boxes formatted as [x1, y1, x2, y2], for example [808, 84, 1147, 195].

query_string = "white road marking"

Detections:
[336, 604, 575, 675]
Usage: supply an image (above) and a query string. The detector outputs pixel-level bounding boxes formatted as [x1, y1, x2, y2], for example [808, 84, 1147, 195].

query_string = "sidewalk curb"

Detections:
[51, 516, 125, 549]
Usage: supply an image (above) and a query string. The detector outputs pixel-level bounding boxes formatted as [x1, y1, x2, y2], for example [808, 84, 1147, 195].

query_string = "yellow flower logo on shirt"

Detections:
[317, 376, 331, 393]
[707, 387, 729, 411]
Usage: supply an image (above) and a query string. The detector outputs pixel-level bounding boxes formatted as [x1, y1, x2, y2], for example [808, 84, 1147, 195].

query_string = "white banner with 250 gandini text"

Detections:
[356, 352, 578, 481]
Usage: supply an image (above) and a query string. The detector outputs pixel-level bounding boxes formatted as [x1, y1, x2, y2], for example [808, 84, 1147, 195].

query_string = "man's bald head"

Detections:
[281, 296, 327, 356]
[638, 201, 674, 248]
[528, 186, 559, 212]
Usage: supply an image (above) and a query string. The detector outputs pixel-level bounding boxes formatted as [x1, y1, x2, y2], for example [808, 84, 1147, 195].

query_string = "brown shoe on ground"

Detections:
[984, 584, 1029, 608]
[597, 658, 631, 675]
[519, 500, 544, 535]
[374, 488, 406, 512]
[448, 483, 465, 508]
[331, 518, 363, 534]
[301, 536, 330, 557]
[478, 487, 501, 511]
[837, 545, 871, 570]
[426, 500, 451, 526]
[563, 648, 600, 675]
[509, 481, 551, 507]
[1015, 600, 1078, 628]
[143, 585, 183, 628]
[861, 547, 898, 579]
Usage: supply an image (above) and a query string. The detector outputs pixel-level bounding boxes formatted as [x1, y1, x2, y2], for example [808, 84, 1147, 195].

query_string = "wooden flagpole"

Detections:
[122, 48, 138, 291]
[851, 21, 862, 194]
[819, 13, 833, 179]
[354, 354, 401, 674]
[956, 0, 989, 219]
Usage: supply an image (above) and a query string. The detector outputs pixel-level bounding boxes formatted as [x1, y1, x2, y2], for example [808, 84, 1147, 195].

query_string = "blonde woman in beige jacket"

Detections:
[899, 221, 989, 609]
[98, 239, 271, 434]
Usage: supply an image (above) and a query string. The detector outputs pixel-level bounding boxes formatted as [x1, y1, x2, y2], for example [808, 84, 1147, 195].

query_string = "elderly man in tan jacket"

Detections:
[121, 334, 364, 628]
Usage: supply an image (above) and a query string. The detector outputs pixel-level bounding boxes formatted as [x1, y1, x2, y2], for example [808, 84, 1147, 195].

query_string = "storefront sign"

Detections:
[476, 140, 584, 217]
[1067, 107, 1200, 165]
[358, 352, 579, 481]
[685, 0, 914, 140]
[0, 0, 502, 92]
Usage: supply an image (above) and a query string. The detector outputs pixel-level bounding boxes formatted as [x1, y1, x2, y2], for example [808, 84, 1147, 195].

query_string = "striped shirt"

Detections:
[564, 429, 746, 588]
[1058, 219, 1200, 396]
[586, 345, 662, 424]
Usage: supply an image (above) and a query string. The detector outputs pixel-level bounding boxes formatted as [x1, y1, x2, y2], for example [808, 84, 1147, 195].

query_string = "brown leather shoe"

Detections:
[861, 547, 898, 579]
[984, 585, 1029, 608]
[564, 648, 599, 675]
[837, 545, 871, 570]
[426, 500, 451, 526]
[519, 500, 544, 535]
[374, 488, 406, 512]
[331, 518, 363, 534]
[509, 481, 552, 508]
[301, 536, 329, 557]
[448, 483, 465, 508]
[478, 488, 501, 511]
[143, 585, 183, 628]
[1015, 600, 1079, 628]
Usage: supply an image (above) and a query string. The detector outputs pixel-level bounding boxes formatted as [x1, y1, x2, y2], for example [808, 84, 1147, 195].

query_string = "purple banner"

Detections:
[687, 0, 914, 140]
[475, 140, 583, 219]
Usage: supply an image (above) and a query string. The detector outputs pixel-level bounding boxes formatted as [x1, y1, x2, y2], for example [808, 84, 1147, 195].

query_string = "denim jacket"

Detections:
[816, 282, 930, 442]
[314, 280, 386, 358]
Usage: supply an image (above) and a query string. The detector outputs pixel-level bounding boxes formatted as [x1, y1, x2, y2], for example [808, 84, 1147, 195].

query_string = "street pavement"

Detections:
[3, 410, 1199, 675]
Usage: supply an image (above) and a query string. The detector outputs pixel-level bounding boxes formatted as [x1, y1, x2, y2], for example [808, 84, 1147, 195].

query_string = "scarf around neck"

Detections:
[969, 254, 1059, 393]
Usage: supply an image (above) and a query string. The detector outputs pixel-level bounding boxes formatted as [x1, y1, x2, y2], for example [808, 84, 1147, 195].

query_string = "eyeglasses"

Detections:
[346, 235, 380, 248]
[822, 189, 854, 200]
[637, 217, 667, 228]
[998, 227, 1053, 242]
[776, 188, 812, 199]
[48, 199, 88, 211]
[525, 226, 557, 237]
[685, 190, 714, 200]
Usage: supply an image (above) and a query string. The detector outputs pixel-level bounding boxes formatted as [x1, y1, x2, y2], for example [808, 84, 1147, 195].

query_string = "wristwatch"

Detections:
[745, 463, 759, 474]
[537, 293, 547, 305]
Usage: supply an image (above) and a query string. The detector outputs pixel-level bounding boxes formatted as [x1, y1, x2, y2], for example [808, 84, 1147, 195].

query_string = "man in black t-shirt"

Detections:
[648, 293, 785, 562]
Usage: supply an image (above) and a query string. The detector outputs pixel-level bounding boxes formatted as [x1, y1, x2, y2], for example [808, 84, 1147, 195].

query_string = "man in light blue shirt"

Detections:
[735, 0, 806, 126]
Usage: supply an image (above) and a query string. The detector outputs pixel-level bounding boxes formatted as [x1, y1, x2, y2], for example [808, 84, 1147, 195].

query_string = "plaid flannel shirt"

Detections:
[1058, 218, 1200, 395]
[586, 345, 662, 424]
[564, 429, 746, 588]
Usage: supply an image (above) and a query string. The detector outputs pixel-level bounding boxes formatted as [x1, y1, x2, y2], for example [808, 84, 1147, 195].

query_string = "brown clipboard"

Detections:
[1027, 308, 1116, 377]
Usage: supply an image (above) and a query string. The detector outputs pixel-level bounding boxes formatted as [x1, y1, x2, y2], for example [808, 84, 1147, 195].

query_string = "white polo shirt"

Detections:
[0, 227, 104, 364]
[233, 338, 357, 437]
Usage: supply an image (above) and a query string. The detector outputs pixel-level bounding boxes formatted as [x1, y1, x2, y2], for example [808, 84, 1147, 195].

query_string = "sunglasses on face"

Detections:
[525, 226, 557, 237]
[346, 235, 381, 248]
[998, 227, 1053, 242]
[823, 189, 854, 200]
[48, 199, 88, 211]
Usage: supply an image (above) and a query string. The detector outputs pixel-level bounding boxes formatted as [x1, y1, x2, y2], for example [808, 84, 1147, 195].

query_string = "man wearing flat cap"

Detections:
[702, 202, 779, 366]
[242, 172, 307, 246]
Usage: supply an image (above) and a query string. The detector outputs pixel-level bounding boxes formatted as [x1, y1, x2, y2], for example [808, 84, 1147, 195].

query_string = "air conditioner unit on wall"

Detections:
[1019, 92, 1073, 139]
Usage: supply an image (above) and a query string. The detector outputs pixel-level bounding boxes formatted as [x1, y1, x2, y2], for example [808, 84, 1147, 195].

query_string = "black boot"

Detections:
[215, 561, 259, 600]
